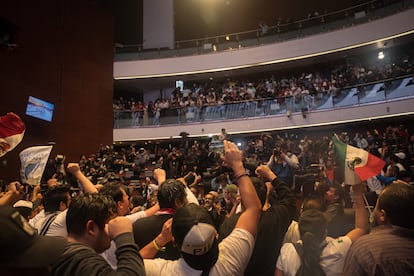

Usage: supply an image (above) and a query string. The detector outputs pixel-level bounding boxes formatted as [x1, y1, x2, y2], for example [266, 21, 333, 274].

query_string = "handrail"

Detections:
[113, 74, 414, 129]
[114, 0, 411, 59]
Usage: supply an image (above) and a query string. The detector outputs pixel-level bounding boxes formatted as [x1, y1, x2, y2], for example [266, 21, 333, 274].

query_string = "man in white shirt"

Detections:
[144, 140, 262, 275]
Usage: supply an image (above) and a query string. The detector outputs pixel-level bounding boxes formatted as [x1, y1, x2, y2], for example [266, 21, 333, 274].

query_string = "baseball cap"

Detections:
[13, 200, 33, 209]
[0, 205, 67, 268]
[13, 200, 34, 219]
[394, 152, 406, 160]
[172, 203, 219, 271]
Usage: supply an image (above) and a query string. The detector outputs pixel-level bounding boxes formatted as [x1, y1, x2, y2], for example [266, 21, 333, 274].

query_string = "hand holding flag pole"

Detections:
[332, 134, 385, 185]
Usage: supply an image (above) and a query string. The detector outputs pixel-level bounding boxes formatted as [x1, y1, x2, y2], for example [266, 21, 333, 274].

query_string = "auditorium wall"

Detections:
[0, 0, 114, 182]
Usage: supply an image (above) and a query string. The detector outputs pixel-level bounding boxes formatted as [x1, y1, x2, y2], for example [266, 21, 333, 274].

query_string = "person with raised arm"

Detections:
[51, 193, 144, 275]
[343, 183, 414, 275]
[143, 140, 262, 275]
[275, 183, 369, 276]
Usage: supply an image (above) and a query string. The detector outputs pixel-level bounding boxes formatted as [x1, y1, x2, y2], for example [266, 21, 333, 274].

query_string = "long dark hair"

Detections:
[296, 209, 328, 276]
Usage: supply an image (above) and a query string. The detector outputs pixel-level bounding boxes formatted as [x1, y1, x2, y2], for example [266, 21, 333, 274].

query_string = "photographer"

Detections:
[267, 143, 300, 189]
[162, 149, 184, 179]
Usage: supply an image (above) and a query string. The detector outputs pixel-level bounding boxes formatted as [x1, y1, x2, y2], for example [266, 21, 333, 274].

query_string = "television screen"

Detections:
[25, 96, 54, 122]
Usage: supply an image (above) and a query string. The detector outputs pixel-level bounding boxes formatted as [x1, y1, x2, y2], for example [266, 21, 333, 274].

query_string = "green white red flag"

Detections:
[0, 112, 25, 157]
[332, 134, 385, 185]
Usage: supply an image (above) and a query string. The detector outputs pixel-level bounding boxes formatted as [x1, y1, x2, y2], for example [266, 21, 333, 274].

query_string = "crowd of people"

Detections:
[114, 44, 413, 126]
[1, 120, 414, 275]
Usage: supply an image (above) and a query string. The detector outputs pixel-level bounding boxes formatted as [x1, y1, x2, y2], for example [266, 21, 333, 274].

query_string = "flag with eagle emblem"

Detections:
[332, 134, 385, 185]
[0, 112, 25, 157]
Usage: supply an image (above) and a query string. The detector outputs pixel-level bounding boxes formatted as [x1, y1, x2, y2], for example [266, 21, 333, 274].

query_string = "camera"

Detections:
[55, 154, 64, 165]
[273, 148, 281, 157]
[184, 173, 196, 186]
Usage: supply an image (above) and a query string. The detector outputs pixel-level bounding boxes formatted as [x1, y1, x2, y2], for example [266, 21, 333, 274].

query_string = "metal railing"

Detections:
[114, 0, 413, 61]
[113, 75, 414, 128]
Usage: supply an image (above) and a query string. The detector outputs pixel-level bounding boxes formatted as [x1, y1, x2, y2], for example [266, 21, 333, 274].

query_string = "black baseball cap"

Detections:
[0, 205, 67, 268]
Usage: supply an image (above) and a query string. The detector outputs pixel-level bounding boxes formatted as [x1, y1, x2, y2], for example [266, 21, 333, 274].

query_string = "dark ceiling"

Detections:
[106, 0, 356, 46]
[107, 0, 412, 92]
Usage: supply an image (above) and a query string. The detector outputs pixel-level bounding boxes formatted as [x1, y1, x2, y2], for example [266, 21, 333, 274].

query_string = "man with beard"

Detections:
[343, 183, 414, 275]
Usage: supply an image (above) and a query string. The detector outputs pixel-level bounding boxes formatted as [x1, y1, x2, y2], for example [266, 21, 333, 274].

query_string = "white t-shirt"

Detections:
[144, 228, 255, 276]
[29, 209, 61, 234]
[283, 220, 300, 244]
[46, 209, 68, 237]
[277, 236, 352, 276]
[29, 209, 45, 229]
[101, 210, 148, 269]
[102, 186, 198, 269]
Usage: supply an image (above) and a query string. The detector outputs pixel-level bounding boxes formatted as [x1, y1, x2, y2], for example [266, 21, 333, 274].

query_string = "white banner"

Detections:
[19, 146, 53, 186]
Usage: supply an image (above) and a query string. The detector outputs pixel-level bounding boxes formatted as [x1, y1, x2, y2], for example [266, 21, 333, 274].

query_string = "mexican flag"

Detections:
[0, 112, 26, 157]
[332, 134, 385, 185]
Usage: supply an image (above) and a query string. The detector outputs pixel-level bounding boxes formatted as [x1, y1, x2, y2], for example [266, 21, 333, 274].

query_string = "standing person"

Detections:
[162, 150, 184, 179]
[353, 132, 368, 149]
[322, 184, 347, 238]
[222, 184, 239, 218]
[0, 205, 67, 275]
[143, 140, 262, 275]
[51, 193, 145, 275]
[283, 196, 324, 244]
[219, 165, 296, 276]
[218, 128, 228, 141]
[275, 183, 369, 276]
[28, 185, 71, 236]
[133, 179, 188, 261]
[343, 183, 414, 275]
[44, 163, 161, 270]
[202, 191, 225, 231]
[267, 143, 300, 190]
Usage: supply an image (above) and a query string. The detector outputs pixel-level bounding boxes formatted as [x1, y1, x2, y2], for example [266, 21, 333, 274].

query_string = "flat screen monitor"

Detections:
[25, 96, 54, 122]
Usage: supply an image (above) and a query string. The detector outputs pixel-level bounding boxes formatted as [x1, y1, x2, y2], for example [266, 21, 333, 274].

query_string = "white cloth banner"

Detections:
[19, 145, 53, 186]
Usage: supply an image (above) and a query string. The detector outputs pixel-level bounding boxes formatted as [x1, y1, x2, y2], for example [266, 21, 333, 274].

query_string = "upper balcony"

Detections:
[115, 0, 414, 63]
[113, 75, 414, 141]
[113, 1, 414, 142]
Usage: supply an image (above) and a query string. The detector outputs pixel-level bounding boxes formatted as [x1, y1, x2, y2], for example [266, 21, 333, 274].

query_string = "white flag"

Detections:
[19, 146, 53, 186]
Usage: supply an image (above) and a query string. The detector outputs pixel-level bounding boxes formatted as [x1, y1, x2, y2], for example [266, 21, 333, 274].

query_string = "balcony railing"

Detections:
[114, 0, 413, 61]
[113, 75, 414, 128]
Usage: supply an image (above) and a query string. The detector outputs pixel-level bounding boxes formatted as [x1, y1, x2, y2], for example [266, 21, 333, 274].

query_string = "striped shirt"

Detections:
[343, 225, 414, 275]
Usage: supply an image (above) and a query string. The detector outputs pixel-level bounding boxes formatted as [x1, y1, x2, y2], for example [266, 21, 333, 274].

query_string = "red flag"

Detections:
[0, 112, 26, 157]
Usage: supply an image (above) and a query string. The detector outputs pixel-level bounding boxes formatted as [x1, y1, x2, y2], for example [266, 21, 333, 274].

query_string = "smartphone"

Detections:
[209, 140, 224, 155]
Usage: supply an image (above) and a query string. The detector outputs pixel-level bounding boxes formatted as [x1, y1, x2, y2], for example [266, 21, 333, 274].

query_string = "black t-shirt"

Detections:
[132, 213, 180, 260]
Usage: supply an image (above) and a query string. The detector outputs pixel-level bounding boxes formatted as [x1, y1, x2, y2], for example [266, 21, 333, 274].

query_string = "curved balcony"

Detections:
[113, 76, 414, 141]
[113, 0, 414, 142]
[115, 0, 413, 61]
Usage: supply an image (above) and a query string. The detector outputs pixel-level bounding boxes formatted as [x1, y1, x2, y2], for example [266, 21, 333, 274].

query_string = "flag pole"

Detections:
[362, 192, 373, 217]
